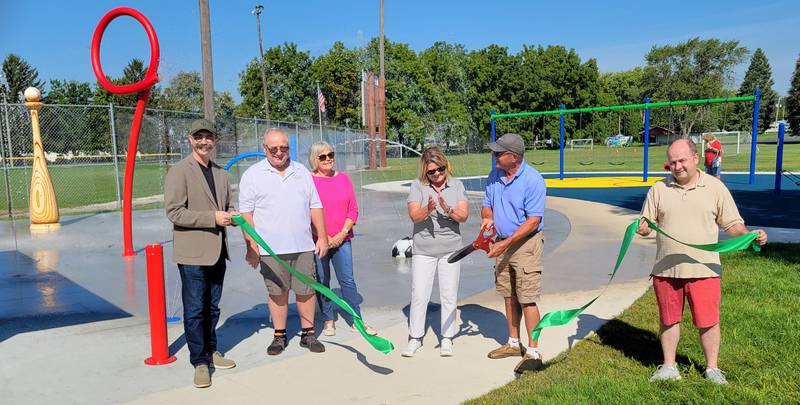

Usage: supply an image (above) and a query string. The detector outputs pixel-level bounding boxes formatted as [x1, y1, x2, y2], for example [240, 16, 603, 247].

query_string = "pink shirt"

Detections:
[312, 172, 359, 240]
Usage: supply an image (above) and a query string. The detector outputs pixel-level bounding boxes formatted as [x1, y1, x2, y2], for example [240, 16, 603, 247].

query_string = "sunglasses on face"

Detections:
[191, 132, 216, 141]
[426, 166, 447, 176]
[318, 152, 335, 161]
[264, 145, 290, 155]
[493, 151, 509, 158]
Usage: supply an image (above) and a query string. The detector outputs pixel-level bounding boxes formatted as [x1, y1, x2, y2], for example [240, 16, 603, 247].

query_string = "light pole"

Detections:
[198, 0, 215, 122]
[252, 4, 270, 121]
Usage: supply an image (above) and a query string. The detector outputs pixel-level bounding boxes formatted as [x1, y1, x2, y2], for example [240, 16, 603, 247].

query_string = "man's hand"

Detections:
[245, 246, 260, 269]
[754, 229, 768, 245]
[480, 217, 494, 233]
[316, 237, 330, 258]
[487, 238, 510, 258]
[215, 211, 232, 226]
[636, 218, 652, 236]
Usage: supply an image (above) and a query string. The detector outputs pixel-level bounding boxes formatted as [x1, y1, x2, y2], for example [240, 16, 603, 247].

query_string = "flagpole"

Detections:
[317, 82, 323, 137]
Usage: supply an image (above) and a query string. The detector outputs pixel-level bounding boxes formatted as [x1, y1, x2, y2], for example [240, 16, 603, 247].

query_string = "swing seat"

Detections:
[530, 161, 545, 166]
[578, 161, 594, 166]
[608, 161, 625, 166]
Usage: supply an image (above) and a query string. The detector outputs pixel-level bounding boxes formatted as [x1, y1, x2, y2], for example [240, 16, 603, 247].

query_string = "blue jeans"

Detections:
[178, 255, 226, 366]
[315, 240, 363, 321]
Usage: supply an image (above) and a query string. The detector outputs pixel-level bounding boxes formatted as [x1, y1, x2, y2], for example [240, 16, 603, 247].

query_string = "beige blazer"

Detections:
[164, 156, 233, 265]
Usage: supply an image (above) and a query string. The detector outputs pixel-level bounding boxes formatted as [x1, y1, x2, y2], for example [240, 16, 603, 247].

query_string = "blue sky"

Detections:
[1, 0, 798, 102]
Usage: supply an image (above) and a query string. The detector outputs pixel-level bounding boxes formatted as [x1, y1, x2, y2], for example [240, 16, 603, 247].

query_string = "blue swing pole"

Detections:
[559, 104, 565, 180]
[643, 96, 650, 182]
[748, 87, 760, 185]
[774, 123, 785, 194]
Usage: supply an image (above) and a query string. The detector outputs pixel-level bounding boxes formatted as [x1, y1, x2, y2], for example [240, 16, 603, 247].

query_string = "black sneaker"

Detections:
[299, 333, 326, 353]
[267, 335, 287, 356]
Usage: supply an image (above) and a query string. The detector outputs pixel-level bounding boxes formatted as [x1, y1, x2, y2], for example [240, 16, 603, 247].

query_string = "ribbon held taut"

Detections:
[232, 215, 395, 354]
[528, 218, 760, 343]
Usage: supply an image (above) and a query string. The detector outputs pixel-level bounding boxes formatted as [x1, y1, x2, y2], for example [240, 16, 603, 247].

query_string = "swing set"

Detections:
[490, 89, 763, 183]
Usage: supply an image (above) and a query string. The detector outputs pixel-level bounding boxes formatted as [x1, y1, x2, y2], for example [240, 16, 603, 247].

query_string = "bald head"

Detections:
[666, 138, 699, 185]
[264, 128, 289, 146]
[262, 128, 290, 170]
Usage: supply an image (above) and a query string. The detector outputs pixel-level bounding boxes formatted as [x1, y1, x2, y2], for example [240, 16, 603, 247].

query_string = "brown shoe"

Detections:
[487, 343, 522, 359]
[513, 352, 544, 374]
[193, 364, 211, 388]
[212, 351, 236, 369]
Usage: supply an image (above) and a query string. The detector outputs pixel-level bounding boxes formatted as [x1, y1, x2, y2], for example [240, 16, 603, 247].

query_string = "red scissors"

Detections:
[447, 227, 497, 263]
[91, 7, 160, 257]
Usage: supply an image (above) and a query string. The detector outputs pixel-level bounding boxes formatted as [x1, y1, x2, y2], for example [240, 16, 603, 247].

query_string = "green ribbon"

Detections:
[232, 215, 395, 354]
[529, 218, 760, 342]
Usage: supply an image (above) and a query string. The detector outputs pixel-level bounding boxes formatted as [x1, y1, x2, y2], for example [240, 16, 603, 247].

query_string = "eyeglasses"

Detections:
[318, 152, 335, 161]
[493, 151, 509, 158]
[264, 145, 290, 155]
[426, 166, 447, 176]
[191, 132, 216, 141]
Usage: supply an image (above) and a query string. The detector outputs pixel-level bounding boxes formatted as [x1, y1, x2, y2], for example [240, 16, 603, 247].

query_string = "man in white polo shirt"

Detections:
[239, 128, 330, 355]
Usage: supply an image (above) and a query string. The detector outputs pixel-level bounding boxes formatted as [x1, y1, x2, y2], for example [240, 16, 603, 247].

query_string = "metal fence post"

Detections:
[253, 117, 258, 149]
[2, 96, 13, 168]
[109, 103, 122, 208]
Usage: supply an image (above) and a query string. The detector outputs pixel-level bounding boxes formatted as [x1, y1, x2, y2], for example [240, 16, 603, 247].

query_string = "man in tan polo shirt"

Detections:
[637, 138, 767, 385]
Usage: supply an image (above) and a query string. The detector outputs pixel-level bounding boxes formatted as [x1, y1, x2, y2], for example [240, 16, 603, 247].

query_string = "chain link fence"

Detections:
[0, 102, 372, 219]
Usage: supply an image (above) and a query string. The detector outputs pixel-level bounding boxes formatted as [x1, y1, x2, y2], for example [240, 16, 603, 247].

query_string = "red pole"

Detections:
[144, 244, 177, 365]
[91, 7, 160, 256]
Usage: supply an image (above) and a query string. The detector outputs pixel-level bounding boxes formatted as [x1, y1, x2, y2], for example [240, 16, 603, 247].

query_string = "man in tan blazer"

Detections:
[164, 119, 238, 388]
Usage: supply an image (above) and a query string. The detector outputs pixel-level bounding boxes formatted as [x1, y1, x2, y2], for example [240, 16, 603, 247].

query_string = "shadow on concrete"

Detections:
[455, 303, 508, 345]
[323, 341, 394, 375]
[568, 314, 609, 349]
[0, 250, 132, 342]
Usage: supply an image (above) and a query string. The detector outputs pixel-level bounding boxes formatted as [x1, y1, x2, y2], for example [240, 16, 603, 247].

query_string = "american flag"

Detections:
[317, 85, 326, 113]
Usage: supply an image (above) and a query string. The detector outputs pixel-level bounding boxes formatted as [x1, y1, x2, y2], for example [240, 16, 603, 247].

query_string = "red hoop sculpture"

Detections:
[91, 7, 160, 256]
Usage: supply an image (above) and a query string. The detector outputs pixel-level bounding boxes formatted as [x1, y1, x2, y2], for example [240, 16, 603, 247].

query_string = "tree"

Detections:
[464, 45, 517, 141]
[237, 43, 315, 122]
[642, 38, 748, 136]
[45, 80, 92, 104]
[161, 71, 204, 113]
[1, 54, 45, 102]
[785, 53, 800, 134]
[419, 42, 473, 149]
[734, 48, 778, 131]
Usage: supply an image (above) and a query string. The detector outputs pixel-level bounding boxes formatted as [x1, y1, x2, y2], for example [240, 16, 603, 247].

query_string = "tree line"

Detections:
[2, 37, 798, 153]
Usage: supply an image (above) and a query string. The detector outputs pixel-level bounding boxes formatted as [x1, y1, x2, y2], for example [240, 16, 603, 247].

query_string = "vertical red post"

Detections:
[144, 244, 177, 365]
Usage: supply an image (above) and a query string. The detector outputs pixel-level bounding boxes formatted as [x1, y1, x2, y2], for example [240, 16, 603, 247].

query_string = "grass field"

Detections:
[1, 142, 798, 214]
[467, 243, 800, 404]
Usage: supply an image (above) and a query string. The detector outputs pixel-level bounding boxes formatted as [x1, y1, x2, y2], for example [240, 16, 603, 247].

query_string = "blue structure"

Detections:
[775, 123, 785, 194]
[223, 151, 266, 170]
[559, 104, 565, 180]
[749, 87, 761, 185]
[643, 97, 650, 182]
[490, 109, 496, 170]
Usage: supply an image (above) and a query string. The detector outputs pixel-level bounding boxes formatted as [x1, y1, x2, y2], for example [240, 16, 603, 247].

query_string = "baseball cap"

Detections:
[188, 119, 217, 138]
[489, 133, 525, 155]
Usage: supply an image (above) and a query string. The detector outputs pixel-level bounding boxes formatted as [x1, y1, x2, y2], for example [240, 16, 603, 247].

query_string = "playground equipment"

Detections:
[91, 7, 160, 256]
[24, 87, 60, 231]
[491, 90, 763, 183]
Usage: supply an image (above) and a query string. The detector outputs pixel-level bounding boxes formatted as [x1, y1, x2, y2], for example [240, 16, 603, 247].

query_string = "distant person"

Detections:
[482, 133, 547, 373]
[639, 138, 767, 385]
[307, 141, 377, 337]
[239, 128, 329, 356]
[403, 147, 469, 357]
[164, 119, 238, 388]
[703, 133, 723, 179]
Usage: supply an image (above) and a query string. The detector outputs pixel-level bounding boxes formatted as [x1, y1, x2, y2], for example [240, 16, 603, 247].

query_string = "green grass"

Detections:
[467, 243, 800, 404]
[1, 142, 798, 214]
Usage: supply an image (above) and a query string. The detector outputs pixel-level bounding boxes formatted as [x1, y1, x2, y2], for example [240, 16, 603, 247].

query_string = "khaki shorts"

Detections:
[259, 252, 316, 296]
[494, 232, 544, 305]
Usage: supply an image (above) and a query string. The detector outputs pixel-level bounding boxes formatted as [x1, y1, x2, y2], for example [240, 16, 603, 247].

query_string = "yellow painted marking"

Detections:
[545, 176, 663, 188]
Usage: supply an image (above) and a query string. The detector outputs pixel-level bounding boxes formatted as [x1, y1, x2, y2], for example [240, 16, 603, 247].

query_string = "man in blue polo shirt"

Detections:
[481, 133, 547, 372]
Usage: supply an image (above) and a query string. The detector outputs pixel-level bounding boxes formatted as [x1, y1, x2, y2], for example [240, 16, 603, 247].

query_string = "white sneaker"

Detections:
[401, 339, 422, 357]
[323, 321, 336, 336]
[440, 338, 453, 357]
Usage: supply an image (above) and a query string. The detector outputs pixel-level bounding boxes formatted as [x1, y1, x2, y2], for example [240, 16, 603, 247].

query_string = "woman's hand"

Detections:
[438, 194, 451, 215]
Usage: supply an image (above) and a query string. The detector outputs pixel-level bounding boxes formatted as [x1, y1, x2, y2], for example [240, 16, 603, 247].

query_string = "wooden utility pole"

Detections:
[379, 0, 387, 167]
[253, 4, 270, 121]
[198, 0, 215, 122]
[366, 71, 376, 169]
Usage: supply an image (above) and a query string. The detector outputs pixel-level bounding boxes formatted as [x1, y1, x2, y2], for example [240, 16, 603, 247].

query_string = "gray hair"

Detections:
[668, 138, 697, 155]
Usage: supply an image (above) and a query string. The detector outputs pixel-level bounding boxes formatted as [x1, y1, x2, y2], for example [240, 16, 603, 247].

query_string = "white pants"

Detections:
[409, 253, 461, 339]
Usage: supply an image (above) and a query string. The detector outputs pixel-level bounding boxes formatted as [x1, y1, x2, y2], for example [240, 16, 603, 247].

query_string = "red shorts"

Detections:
[652, 276, 721, 328]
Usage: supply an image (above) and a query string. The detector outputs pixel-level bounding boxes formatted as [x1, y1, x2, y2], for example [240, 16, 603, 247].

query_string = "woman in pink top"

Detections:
[308, 142, 377, 336]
